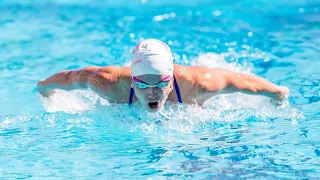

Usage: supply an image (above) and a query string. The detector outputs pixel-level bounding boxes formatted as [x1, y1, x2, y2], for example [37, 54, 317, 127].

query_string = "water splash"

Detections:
[35, 53, 304, 136]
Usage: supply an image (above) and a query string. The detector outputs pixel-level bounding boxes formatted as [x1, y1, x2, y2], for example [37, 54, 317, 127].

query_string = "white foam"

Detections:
[39, 90, 109, 114]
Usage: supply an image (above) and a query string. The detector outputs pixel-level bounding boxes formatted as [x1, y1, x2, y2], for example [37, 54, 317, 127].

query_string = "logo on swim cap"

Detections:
[131, 39, 173, 77]
[140, 43, 150, 51]
[132, 59, 142, 65]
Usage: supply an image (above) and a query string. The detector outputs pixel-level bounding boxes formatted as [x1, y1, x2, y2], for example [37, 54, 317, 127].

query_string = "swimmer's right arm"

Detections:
[37, 66, 109, 97]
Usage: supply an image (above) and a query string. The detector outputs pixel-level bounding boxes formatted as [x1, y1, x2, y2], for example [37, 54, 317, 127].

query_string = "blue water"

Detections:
[0, 0, 319, 179]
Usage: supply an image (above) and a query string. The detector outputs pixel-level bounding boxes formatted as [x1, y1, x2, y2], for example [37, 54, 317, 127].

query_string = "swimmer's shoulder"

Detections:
[85, 66, 131, 92]
[173, 64, 227, 91]
[173, 65, 198, 89]
[174, 64, 225, 78]
[173, 64, 214, 81]
[173, 64, 193, 81]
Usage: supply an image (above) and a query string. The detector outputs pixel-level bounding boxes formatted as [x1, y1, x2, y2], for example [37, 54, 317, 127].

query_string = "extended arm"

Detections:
[37, 66, 107, 97]
[198, 68, 289, 102]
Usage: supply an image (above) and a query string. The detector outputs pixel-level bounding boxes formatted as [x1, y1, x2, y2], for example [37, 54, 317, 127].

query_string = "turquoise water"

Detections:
[0, 0, 319, 179]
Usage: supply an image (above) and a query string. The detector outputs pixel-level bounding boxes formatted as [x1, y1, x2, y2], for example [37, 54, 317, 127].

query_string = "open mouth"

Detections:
[148, 102, 159, 109]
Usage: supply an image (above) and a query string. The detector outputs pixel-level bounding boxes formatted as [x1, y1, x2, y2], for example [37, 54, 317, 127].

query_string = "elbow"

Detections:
[37, 80, 43, 87]
[37, 79, 47, 87]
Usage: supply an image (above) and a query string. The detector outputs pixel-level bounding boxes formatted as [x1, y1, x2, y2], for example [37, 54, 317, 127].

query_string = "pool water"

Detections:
[0, 0, 319, 179]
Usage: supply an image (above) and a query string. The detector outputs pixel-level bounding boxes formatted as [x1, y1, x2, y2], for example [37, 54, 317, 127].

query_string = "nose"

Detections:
[146, 87, 158, 98]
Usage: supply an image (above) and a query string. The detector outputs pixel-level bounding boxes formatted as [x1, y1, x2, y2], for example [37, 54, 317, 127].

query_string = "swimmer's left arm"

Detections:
[200, 68, 289, 102]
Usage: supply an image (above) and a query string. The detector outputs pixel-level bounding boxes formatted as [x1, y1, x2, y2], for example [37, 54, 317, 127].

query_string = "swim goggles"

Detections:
[132, 75, 172, 89]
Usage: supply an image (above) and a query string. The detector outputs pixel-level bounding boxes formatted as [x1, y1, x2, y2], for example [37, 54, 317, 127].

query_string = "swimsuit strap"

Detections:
[128, 87, 134, 106]
[128, 76, 183, 106]
[173, 75, 183, 103]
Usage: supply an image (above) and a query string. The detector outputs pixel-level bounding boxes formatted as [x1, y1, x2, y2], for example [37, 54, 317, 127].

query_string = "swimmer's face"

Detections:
[132, 74, 173, 112]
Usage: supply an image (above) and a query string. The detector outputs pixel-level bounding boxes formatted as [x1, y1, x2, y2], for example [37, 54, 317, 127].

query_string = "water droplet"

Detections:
[241, 45, 250, 49]
[204, 73, 211, 78]
[182, 54, 187, 60]
[153, 15, 164, 22]
[170, 12, 176, 18]
[117, 21, 124, 27]
[248, 32, 253, 37]
[298, 8, 305, 13]
[212, 10, 221, 17]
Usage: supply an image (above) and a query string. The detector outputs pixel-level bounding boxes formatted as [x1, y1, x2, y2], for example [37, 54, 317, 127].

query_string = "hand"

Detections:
[271, 86, 289, 106]
[278, 86, 289, 101]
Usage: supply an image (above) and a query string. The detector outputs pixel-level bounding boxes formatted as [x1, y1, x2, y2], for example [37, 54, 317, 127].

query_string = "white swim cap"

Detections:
[131, 39, 173, 77]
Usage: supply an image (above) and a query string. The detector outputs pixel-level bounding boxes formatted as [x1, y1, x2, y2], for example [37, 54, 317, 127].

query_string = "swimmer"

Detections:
[37, 39, 289, 112]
